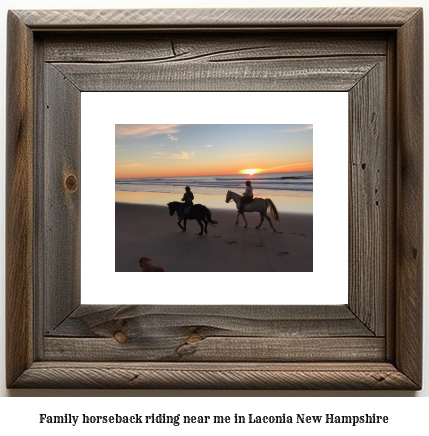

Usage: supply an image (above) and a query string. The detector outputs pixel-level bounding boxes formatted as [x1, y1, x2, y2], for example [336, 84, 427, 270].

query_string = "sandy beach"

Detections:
[116, 202, 312, 272]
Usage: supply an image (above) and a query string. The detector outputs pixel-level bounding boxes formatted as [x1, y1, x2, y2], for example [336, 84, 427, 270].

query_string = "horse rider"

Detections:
[239, 180, 253, 213]
[178, 185, 194, 220]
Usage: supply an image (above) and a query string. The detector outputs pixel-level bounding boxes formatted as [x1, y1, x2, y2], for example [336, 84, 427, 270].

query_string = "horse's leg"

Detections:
[256, 212, 264, 229]
[196, 218, 204, 235]
[177, 218, 184, 230]
[203, 218, 208, 234]
[182, 218, 187, 232]
[241, 212, 248, 227]
[235, 211, 240, 225]
[264, 213, 276, 232]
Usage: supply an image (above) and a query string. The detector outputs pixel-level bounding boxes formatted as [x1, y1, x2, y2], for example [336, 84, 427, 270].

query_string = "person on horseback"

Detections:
[239, 180, 253, 213]
[178, 186, 194, 220]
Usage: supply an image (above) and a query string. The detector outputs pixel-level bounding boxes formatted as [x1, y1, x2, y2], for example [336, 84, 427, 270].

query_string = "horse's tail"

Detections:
[204, 207, 218, 226]
[266, 199, 280, 222]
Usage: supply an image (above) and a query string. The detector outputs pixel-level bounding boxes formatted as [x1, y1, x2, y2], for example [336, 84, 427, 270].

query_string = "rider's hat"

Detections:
[185, 186, 191, 190]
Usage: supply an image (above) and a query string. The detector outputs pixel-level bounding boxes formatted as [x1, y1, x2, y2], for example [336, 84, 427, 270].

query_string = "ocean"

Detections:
[115, 171, 313, 199]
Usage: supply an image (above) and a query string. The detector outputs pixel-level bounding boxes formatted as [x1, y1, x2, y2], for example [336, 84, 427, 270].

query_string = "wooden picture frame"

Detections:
[6, 7, 423, 389]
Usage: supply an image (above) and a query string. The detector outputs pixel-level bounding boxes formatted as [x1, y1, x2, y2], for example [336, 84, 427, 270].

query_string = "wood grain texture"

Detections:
[43, 33, 388, 91]
[6, 8, 423, 390]
[44, 337, 385, 362]
[42, 64, 81, 333]
[11, 362, 419, 390]
[44, 305, 380, 362]
[52, 56, 383, 92]
[13, 8, 421, 29]
[348, 62, 387, 335]
[384, 33, 398, 364]
[47, 305, 374, 338]
[42, 33, 388, 63]
[395, 9, 424, 388]
[5, 11, 35, 388]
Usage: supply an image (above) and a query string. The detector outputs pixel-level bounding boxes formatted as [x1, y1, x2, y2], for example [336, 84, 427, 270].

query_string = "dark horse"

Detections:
[167, 202, 218, 235]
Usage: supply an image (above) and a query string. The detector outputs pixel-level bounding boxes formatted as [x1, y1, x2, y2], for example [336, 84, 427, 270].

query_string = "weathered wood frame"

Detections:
[6, 8, 423, 389]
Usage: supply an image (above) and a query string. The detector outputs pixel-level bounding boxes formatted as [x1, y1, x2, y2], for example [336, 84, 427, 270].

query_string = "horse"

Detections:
[167, 202, 218, 235]
[225, 190, 280, 231]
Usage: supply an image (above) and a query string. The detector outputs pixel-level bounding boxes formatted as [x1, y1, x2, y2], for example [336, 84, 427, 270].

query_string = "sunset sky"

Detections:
[115, 124, 313, 179]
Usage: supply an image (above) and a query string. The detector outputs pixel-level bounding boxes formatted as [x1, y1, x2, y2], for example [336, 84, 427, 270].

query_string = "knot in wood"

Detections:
[186, 333, 203, 344]
[65, 174, 78, 193]
[114, 331, 128, 343]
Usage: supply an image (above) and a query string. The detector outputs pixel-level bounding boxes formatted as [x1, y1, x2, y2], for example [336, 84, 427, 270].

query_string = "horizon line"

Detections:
[115, 169, 313, 180]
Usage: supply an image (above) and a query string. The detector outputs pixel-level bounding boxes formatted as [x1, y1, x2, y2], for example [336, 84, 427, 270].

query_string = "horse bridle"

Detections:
[225, 191, 232, 203]
[167, 203, 175, 216]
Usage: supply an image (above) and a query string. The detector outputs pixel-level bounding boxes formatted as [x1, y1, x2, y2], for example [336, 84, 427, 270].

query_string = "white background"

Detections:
[82, 92, 348, 305]
[0, 0, 427, 423]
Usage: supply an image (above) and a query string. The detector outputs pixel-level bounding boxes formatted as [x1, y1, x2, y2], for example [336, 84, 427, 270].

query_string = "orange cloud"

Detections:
[169, 151, 194, 159]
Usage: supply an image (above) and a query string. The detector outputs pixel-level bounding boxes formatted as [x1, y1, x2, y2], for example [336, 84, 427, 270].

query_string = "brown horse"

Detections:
[167, 202, 218, 235]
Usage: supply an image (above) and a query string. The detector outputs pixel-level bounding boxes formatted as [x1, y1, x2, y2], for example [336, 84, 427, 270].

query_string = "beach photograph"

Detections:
[115, 124, 313, 273]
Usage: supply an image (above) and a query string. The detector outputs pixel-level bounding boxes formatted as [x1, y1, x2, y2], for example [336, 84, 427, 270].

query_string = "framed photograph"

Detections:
[6, 7, 423, 389]
[83, 92, 347, 306]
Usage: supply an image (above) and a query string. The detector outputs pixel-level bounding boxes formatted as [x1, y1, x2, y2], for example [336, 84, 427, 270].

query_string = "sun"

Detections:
[241, 169, 259, 175]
